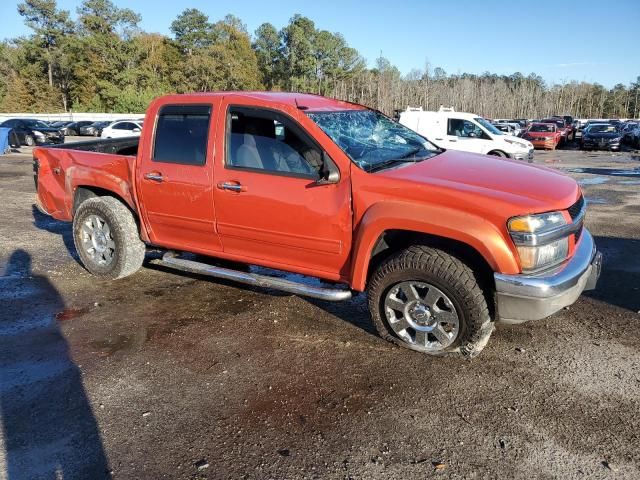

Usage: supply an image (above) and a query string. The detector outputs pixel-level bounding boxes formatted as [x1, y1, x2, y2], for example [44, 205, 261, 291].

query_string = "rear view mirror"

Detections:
[312, 151, 340, 186]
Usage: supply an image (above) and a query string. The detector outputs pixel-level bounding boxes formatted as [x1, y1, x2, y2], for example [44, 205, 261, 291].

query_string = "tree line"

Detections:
[1, 0, 638, 119]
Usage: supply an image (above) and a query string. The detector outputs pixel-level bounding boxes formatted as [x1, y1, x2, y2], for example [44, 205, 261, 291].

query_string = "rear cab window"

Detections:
[153, 105, 211, 166]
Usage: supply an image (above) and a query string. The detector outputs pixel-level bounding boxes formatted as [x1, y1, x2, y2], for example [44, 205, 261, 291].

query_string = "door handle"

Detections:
[449, 139, 457, 142]
[144, 172, 164, 182]
[217, 182, 245, 192]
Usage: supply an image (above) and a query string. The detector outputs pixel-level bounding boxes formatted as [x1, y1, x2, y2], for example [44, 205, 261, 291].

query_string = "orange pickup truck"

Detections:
[34, 92, 602, 357]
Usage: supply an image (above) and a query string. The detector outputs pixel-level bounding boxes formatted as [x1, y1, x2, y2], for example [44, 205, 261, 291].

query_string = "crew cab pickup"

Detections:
[34, 92, 602, 357]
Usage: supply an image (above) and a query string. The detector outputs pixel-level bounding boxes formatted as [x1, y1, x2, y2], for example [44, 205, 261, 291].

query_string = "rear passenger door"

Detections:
[137, 103, 222, 253]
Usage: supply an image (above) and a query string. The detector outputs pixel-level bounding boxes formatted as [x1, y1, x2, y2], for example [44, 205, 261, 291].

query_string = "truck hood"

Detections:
[378, 150, 579, 212]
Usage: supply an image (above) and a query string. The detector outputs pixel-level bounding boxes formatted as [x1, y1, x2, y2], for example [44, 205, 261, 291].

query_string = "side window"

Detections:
[153, 104, 211, 166]
[112, 123, 126, 130]
[226, 107, 321, 178]
[4, 120, 16, 128]
[447, 119, 483, 138]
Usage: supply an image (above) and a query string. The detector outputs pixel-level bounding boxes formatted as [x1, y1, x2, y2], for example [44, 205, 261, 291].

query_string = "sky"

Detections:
[1, 0, 639, 88]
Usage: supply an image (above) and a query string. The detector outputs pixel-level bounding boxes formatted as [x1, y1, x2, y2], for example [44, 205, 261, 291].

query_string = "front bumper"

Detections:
[494, 229, 602, 324]
[530, 139, 556, 149]
[512, 148, 534, 161]
[581, 139, 621, 150]
[35, 135, 64, 145]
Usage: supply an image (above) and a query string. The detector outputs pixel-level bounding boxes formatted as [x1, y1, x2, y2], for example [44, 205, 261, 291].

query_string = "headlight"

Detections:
[509, 211, 566, 235]
[508, 211, 569, 271]
[504, 138, 528, 148]
[32, 130, 45, 137]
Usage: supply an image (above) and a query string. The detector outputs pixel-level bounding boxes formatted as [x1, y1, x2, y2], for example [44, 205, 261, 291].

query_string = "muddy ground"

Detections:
[0, 140, 639, 480]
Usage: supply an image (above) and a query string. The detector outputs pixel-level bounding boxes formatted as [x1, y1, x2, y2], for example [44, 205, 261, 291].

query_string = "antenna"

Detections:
[294, 98, 308, 111]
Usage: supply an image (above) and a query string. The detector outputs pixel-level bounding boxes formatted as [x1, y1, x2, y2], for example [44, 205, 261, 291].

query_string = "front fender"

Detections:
[349, 201, 520, 291]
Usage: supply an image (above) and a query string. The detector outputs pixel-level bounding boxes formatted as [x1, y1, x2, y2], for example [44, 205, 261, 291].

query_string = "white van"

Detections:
[399, 106, 534, 161]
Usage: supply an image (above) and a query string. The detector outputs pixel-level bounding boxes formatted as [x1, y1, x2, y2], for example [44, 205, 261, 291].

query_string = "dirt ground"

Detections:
[1, 139, 639, 480]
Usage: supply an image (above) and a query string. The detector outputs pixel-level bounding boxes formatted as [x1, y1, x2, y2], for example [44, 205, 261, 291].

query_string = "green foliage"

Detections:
[170, 8, 215, 54]
[0, 3, 636, 118]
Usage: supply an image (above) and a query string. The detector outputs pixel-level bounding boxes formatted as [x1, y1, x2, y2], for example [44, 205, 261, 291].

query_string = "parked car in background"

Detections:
[400, 107, 534, 160]
[494, 123, 515, 135]
[512, 119, 530, 129]
[552, 115, 576, 140]
[80, 121, 111, 137]
[0, 118, 64, 146]
[580, 123, 622, 151]
[608, 119, 622, 131]
[522, 122, 561, 150]
[100, 119, 143, 138]
[51, 120, 72, 130]
[621, 121, 638, 144]
[65, 121, 96, 136]
[627, 124, 640, 148]
[494, 122, 522, 136]
[541, 118, 570, 143]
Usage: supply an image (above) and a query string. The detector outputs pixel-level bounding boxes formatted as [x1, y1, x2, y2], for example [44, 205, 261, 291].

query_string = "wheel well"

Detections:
[487, 150, 508, 157]
[367, 230, 496, 314]
[73, 186, 135, 217]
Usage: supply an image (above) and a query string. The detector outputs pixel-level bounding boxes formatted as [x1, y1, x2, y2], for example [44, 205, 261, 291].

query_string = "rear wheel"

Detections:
[73, 197, 145, 280]
[367, 246, 494, 357]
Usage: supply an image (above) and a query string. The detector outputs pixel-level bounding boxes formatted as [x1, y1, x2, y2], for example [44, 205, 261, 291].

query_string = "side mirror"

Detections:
[133, 127, 141, 133]
[312, 151, 340, 186]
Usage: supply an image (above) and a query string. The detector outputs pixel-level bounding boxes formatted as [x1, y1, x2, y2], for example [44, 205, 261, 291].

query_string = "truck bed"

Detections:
[46, 136, 139, 156]
[34, 137, 140, 221]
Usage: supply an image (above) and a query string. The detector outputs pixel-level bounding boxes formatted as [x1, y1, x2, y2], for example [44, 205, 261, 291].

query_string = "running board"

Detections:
[155, 254, 353, 302]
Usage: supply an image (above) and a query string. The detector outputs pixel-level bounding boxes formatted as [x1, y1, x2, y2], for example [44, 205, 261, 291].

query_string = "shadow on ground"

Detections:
[585, 236, 640, 313]
[31, 205, 78, 263]
[0, 249, 111, 479]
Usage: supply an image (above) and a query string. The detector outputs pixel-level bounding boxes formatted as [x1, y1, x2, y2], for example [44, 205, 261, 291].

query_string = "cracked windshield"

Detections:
[307, 110, 441, 172]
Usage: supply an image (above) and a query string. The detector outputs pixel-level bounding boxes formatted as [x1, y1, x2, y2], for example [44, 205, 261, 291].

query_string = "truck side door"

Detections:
[136, 102, 222, 254]
[212, 100, 352, 279]
[445, 118, 491, 154]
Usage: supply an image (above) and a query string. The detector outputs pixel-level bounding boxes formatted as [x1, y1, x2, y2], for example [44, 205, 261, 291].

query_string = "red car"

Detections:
[541, 118, 570, 143]
[523, 123, 562, 150]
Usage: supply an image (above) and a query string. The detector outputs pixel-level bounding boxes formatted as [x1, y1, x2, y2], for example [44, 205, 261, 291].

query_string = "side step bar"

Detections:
[155, 254, 353, 302]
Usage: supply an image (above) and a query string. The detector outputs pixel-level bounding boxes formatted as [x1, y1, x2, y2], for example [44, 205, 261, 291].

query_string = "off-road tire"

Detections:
[367, 246, 494, 358]
[73, 196, 145, 280]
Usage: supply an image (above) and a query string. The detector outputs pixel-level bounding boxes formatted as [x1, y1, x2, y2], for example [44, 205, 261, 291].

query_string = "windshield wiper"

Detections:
[398, 147, 422, 159]
[366, 158, 420, 173]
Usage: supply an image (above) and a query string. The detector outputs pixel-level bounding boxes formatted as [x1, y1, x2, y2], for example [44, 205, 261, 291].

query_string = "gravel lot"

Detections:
[1, 139, 639, 479]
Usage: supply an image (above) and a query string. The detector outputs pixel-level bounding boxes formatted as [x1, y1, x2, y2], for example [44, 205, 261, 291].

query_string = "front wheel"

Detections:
[73, 197, 146, 280]
[488, 150, 507, 157]
[24, 135, 35, 146]
[367, 246, 494, 357]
